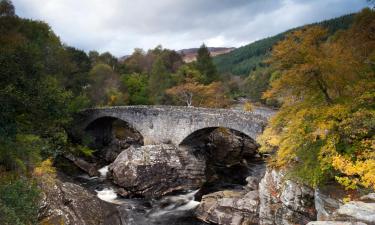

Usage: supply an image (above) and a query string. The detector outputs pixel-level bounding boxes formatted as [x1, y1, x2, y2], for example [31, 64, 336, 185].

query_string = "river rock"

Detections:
[307, 222, 367, 225]
[196, 190, 259, 225]
[64, 153, 100, 177]
[246, 176, 260, 191]
[314, 188, 342, 220]
[109, 144, 205, 197]
[101, 137, 143, 162]
[207, 128, 258, 165]
[38, 178, 124, 225]
[360, 193, 375, 202]
[258, 168, 316, 225]
[336, 201, 375, 224]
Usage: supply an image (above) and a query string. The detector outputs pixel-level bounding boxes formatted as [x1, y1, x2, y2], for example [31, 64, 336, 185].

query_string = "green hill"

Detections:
[213, 13, 356, 76]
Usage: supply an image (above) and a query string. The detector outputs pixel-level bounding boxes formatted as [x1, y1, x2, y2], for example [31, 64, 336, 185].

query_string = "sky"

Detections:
[13, 0, 369, 56]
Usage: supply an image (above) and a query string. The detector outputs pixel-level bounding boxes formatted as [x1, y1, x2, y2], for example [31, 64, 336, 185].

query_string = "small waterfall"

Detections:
[98, 165, 109, 178]
[96, 188, 118, 202]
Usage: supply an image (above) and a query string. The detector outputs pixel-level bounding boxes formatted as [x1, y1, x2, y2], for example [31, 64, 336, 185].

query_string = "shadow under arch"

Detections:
[179, 127, 264, 200]
[84, 116, 144, 150]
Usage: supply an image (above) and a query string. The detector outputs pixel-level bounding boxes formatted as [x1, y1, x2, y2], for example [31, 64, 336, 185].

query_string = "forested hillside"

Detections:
[258, 9, 375, 190]
[213, 14, 356, 76]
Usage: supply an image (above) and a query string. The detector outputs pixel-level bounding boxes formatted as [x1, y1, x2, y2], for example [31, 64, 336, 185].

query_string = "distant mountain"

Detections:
[213, 13, 356, 76]
[178, 47, 235, 63]
[118, 55, 131, 62]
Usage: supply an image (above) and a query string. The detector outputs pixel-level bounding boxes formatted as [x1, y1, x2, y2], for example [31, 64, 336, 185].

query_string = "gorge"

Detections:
[39, 105, 375, 225]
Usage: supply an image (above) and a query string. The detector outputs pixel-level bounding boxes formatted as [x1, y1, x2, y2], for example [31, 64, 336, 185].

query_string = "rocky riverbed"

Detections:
[41, 114, 375, 225]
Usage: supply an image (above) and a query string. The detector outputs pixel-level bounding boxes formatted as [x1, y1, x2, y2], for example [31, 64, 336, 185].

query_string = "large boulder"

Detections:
[258, 169, 316, 225]
[38, 178, 124, 225]
[109, 144, 205, 197]
[196, 190, 259, 225]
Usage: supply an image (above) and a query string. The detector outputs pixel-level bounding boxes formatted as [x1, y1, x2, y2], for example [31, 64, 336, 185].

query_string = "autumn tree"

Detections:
[263, 26, 358, 105]
[201, 81, 230, 108]
[258, 9, 375, 190]
[166, 79, 230, 108]
[0, 0, 15, 17]
[196, 44, 219, 84]
[166, 78, 205, 106]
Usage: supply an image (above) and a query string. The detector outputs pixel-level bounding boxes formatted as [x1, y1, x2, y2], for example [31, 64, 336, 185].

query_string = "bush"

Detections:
[0, 179, 40, 225]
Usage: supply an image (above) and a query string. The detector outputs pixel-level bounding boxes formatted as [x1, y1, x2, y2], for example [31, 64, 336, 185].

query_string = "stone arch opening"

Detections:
[179, 127, 265, 199]
[84, 116, 144, 162]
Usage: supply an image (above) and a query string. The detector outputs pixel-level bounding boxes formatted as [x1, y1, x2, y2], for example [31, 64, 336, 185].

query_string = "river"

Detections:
[75, 166, 208, 225]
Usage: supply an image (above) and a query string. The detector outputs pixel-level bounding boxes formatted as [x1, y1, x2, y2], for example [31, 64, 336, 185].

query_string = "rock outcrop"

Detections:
[109, 144, 205, 197]
[314, 188, 342, 221]
[38, 178, 124, 225]
[196, 190, 260, 225]
[258, 169, 316, 225]
[336, 201, 375, 224]
[313, 186, 375, 224]
[307, 222, 367, 225]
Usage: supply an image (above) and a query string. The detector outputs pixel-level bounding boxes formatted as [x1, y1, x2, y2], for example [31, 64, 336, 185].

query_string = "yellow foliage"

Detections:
[258, 9, 375, 190]
[33, 158, 56, 186]
[243, 101, 254, 112]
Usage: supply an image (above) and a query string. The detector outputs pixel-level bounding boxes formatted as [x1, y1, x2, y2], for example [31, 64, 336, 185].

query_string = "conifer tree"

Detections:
[0, 0, 15, 17]
[196, 44, 218, 84]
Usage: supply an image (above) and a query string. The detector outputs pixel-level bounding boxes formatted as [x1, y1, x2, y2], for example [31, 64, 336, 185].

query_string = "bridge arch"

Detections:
[83, 116, 144, 150]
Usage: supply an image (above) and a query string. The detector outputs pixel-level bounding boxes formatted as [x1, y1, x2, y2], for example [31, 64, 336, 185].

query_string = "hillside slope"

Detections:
[213, 14, 356, 76]
[179, 47, 235, 62]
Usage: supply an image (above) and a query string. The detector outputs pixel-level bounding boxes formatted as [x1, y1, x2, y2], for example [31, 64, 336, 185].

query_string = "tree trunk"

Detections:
[313, 71, 332, 104]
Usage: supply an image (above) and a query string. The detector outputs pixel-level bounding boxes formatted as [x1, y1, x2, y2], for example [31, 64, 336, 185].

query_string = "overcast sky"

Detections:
[13, 0, 369, 56]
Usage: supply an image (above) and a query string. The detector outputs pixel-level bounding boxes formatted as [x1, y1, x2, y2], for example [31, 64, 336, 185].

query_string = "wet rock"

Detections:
[196, 190, 259, 225]
[360, 193, 375, 202]
[337, 201, 375, 224]
[307, 222, 367, 225]
[38, 178, 124, 225]
[102, 138, 142, 162]
[109, 144, 205, 197]
[258, 169, 316, 225]
[314, 188, 342, 220]
[206, 128, 258, 166]
[245, 176, 260, 191]
[64, 154, 100, 177]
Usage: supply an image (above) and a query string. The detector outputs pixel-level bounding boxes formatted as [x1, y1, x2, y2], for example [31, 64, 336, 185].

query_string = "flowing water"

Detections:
[76, 166, 208, 225]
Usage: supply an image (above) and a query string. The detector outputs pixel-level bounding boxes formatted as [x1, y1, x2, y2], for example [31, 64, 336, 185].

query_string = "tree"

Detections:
[166, 78, 205, 106]
[0, 0, 15, 17]
[263, 26, 359, 105]
[245, 67, 273, 103]
[201, 81, 230, 108]
[62, 47, 91, 95]
[86, 63, 124, 106]
[196, 44, 218, 84]
[258, 10, 375, 190]
[121, 73, 149, 105]
[166, 79, 230, 108]
[148, 56, 172, 104]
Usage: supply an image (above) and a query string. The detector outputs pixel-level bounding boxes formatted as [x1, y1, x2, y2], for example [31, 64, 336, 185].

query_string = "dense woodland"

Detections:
[0, 0, 374, 224]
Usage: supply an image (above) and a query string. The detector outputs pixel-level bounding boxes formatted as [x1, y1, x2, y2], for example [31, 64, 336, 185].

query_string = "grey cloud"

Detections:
[12, 0, 369, 56]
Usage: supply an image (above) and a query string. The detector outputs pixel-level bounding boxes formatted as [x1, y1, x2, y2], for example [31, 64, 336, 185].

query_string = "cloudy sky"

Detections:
[13, 0, 369, 56]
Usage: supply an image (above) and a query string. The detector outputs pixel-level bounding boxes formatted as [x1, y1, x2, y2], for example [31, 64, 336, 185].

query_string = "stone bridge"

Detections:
[74, 105, 270, 146]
